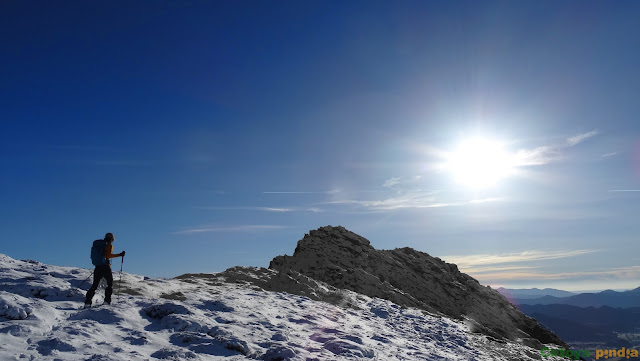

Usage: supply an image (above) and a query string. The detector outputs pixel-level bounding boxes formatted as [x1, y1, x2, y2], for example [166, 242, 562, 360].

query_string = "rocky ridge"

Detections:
[269, 225, 567, 349]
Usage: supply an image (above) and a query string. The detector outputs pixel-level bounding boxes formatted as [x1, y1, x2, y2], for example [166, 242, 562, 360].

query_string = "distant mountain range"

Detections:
[497, 287, 576, 299]
[517, 304, 640, 346]
[498, 287, 640, 348]
[500, 287, 640, 308]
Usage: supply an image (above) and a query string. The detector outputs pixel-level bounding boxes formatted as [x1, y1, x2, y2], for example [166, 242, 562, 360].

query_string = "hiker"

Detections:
[84, 232, 125, 306]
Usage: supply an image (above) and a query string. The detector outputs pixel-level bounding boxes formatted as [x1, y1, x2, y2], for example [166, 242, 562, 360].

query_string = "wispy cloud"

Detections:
[601, 152, 618, 158]
[427, 130, 600, 173]
[608, 189, 640, 192]
[263, 190, 340, 194]
[511, 130, 599, 167]
[197, 206, 324, 213]
[263, 191, 321, 194]
[467, 198, 504, 204]
[474, 265, 640, 281]
[327, 191, 503, 211]
[383, 177, 401, 188]
[442, 249, 640, 287]
[512, 146, 560, 166]
[566, 130, 599, 146]
[197, 206, 294, 212]
[328, 191, 436, 210]
[462, 265, 539, 274]
[382, 176, 423, 189]
[175, 225, 291, 234]
[260, 207, 293, 212]
[443, 249, 597, 268]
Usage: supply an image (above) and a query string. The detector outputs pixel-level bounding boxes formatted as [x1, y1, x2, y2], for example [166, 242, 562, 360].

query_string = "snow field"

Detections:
[0, 254, 565, 360]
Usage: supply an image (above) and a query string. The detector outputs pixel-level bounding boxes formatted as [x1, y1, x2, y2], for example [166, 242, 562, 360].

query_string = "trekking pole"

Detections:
[78, 270, 94, 289]
[117, 254, 124, 302]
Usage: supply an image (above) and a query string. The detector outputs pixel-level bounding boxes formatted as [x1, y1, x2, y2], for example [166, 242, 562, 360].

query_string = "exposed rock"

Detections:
[269, 225, 567, 348]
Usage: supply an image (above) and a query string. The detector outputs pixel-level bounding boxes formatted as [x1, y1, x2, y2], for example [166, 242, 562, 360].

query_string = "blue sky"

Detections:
[2, 1, 640, 291]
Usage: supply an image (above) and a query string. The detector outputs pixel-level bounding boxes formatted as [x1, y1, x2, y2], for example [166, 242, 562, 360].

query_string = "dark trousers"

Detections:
[84, 264, 113, 304]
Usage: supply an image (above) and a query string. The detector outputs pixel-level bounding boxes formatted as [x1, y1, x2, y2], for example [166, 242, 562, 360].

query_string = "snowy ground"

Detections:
[0, 254, 565, 360]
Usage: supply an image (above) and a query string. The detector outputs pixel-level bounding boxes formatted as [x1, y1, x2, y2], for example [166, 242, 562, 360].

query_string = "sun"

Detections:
[443, 137, 515, 188]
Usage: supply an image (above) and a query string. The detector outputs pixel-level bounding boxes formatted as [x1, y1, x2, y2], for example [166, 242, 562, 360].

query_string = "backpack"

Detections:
[90, 239, 108, 266]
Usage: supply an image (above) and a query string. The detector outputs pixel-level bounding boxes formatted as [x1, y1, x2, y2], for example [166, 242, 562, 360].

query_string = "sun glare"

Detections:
[444, 137, 515, 188]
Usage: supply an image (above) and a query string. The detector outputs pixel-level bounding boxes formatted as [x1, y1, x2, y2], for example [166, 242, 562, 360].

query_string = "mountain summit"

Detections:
[270, 225, 566, 348]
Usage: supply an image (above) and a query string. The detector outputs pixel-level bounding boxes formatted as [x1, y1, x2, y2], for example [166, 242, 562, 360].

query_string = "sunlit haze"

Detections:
[443, 136, 515, 188]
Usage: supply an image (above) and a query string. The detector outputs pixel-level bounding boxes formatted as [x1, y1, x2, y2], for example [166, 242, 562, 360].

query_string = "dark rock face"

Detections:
[269, 225, 566, 347]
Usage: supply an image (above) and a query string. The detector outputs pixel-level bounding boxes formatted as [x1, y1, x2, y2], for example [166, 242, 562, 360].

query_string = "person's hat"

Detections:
[105, 233, 114, 241]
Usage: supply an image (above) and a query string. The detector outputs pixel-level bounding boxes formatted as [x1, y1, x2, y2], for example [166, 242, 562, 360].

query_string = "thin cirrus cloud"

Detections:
[263, 190, 340, 194]
[600, 151, 618, 158]
[458, 265, 540, 274]
[175, 225, 291, 234]
[327, 175, 504, 211]
[326, 184, 504, 211]
[566, 130, 599, 146]
[260, 207, 294, 212]
[424, 130, 599, 169]
[473, 265, 640, 281]
[382, 176, 423, 189]
[383, 177, 402, 188]
[442, 249, 630, 283]
[511, 130, 599, 167]
[327, 191, 503, 211]
[512, 146, 559, 166]
[327, 190, 435, 209]
[197, 206, 293, 212]
[443, 249, 598, 268]
[196, 206, 324, 213]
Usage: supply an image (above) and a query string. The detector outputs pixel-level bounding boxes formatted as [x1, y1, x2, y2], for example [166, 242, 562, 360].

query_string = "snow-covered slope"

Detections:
[0, 253, 565, 360]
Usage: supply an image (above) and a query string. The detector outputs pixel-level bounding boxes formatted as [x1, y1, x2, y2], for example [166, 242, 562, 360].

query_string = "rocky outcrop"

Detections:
[269, 225, 567, 348]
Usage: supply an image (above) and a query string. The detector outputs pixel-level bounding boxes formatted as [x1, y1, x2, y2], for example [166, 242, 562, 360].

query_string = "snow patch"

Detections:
[0, 292, 33, 320]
